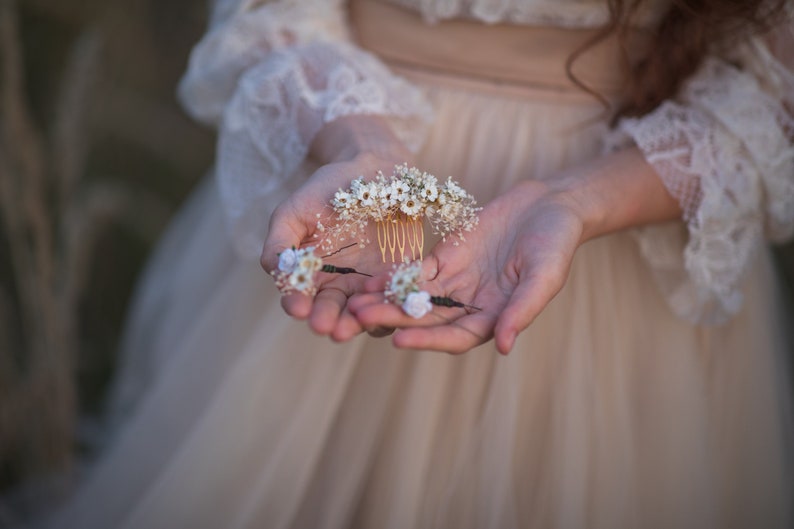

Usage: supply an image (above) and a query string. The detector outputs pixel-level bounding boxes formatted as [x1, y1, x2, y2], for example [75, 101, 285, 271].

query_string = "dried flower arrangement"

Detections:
[272, 245, 372, 295]
[385, 260, 480, 319]
[317, 164, 480, 263]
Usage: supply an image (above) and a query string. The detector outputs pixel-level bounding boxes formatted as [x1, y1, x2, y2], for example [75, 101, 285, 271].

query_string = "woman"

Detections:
[53, 0, 793, 527]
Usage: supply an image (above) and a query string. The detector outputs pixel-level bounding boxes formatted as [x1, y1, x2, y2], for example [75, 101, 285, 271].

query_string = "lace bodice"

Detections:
[178, 0, 794, 324]
[209, 0, 672, 26]
[387, 0, 670, 25]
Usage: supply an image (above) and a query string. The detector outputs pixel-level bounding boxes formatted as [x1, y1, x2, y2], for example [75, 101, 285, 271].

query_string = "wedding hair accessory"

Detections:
[318, 164, 480, 263]
[272, 245, 371, 295]
[385, 260, 480, 318]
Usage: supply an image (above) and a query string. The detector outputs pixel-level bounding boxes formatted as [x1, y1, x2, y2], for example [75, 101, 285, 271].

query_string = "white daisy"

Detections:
[332, 190, 355, 210]
[289, 270, 314, 293]
[421, 183, 438, 202]
[400, 196, 422, 217]
[297, 252, 322, 273]
[392, 180, 410, 202]
[356, 182, 377, 207]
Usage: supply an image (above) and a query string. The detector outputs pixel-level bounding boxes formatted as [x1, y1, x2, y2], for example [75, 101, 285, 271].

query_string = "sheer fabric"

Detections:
[609, 40, 794, 323]
[179, 0, 432, 257]
[46, 1, 793, 528]
[387, 0, 670, 25]
[56, 73, 793, 529]
[178, 0, 794, 323]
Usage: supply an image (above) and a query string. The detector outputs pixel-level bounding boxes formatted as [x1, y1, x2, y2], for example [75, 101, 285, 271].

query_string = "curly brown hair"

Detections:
[568, 0, 789, 122]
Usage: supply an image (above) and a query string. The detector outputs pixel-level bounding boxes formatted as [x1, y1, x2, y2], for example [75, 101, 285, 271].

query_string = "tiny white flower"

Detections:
[289, 270, 314, 293]
[278, 248, 299, 273]
[393, 180, 410, 202]
[400, 196, 422, 217]
[440, 202, 458, 218]
[420, 172, 438, 188]
[379, 185, 396, 208]
[297, 249, 322, 273]
[356, 182, 377, 207]
[444, 178, 467, 199]
[402, 291, 432, 318]
[421, 184, 438, 202]
[386, 260, 422, 302]
[333, 190, 354, 209]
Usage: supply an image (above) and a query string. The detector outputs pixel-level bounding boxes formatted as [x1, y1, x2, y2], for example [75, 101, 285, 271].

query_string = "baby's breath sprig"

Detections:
[385, 260, 481, 318]
[317, 164, 481, 263]
[272, 246, 371, 296]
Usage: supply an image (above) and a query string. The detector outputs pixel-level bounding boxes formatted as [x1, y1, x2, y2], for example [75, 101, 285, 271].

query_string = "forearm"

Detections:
[548, 147, 683, 244]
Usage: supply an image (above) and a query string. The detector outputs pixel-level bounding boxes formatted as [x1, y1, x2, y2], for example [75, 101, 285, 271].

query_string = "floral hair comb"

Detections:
[318, 164, 480, 263]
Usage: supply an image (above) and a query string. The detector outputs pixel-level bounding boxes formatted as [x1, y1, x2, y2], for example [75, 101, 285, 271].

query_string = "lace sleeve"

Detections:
[608, 36, 794, 324]
[178, 0, 433, 258]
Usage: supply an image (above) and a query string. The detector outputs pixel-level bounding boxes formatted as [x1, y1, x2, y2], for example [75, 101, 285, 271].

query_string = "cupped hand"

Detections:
[348, 179, 586, 354]
[261, 152, 409, 341]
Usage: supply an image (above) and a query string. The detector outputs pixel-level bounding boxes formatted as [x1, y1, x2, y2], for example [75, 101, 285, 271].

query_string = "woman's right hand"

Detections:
[260, 115, 413, 341]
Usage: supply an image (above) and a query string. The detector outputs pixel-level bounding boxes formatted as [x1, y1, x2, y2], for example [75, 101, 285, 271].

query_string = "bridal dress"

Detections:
[50, 0, 793, 527]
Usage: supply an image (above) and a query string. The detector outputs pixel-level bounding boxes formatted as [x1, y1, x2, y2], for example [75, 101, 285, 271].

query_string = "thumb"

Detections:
[493, 268, 565, 355]
[260, 204, 309, 272]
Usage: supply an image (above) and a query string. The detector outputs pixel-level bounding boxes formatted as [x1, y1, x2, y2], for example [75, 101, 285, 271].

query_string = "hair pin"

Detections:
[273, 245, 371, 295]
[385, 260, 481, 318]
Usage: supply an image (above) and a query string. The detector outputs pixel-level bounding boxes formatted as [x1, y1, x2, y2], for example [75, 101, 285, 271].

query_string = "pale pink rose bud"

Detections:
[278, 248, 298, 273]
[402, 290, 432, 319]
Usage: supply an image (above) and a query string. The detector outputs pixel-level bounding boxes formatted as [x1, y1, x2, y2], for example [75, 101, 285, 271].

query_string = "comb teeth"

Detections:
[376, 214, 424, 263]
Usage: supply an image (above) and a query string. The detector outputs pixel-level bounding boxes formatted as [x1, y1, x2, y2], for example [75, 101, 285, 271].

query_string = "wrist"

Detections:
[544, 147, 682, 244]
[545, 171, 609, 246]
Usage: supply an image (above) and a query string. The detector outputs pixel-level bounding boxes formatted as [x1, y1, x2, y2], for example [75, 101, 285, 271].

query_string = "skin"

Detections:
[348, 149, 682, 354]
[261, 114, 413, 341]
[262, 115, 682, 353]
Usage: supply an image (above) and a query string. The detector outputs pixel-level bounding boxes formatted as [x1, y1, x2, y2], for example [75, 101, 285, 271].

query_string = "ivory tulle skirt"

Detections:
[50, 66, 792, 529]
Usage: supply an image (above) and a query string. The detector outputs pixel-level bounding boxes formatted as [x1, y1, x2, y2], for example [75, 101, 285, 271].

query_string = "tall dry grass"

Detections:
[0, 0, 213, 505]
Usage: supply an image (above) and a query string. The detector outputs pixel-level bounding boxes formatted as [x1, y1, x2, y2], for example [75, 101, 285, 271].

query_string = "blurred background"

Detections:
[0, 0, 213, 524]
[0, 0, 792, 526]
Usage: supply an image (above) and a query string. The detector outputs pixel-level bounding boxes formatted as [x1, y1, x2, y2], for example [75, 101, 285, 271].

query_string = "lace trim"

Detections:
[218, 42, 433, 257]
[178, 0, 433, 257]
[611, 51, 794, 324]
[386, 0, 669, 27]
[178, 0, 348, 126]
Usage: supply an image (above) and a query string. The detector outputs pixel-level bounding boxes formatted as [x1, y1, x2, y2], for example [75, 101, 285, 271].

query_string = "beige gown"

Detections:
[50, 1, 793, 528]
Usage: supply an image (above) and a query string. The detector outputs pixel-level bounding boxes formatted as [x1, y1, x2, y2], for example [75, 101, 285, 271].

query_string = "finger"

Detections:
[362, 254, 439, 293]
[260, 203, 305, 271]
[309, 287, 348, 335]
[364, 272, 390, 293]
[347, 292, 386, 314]
[330, 311, 365, 342]
[420, 254, 440, 282]
[392, 312, 494, 354]
[281, 293, 313, 320]
[355, 301, 445, 329]
[494, 270, 564, 355]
